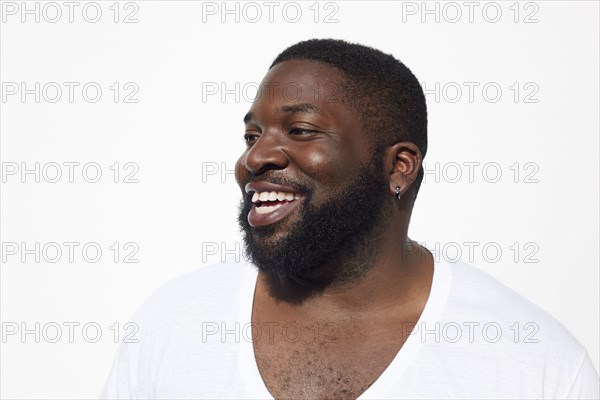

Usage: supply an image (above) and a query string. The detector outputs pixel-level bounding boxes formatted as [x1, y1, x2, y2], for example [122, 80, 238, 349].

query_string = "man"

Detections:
[101, 39, 599, 399]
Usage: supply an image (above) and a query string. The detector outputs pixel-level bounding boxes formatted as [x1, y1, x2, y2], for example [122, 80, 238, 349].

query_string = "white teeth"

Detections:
[256, 205, 276, 214]
[258, 192, 269, 201]
[251, 190, 302, 204]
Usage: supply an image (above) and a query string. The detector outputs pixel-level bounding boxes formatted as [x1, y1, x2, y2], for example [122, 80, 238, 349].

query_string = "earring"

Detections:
[395, 186, 402, 200]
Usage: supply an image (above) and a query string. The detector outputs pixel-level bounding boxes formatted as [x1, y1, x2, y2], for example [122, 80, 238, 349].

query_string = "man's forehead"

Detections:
[243, 103, 323, 124]
[260, 60, 344, 94]
[243, 61, 347, 120]
[266, 58, 342, 79]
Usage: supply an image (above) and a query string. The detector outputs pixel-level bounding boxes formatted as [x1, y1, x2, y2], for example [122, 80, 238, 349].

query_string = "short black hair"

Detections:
[270, 38, 427, 199]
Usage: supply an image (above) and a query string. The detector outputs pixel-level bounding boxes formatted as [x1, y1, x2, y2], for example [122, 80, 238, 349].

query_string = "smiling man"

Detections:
[101, 39, 599, 399]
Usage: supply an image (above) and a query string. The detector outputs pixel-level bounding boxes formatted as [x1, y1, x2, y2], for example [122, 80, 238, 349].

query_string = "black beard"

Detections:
[237, 157, 392, 288]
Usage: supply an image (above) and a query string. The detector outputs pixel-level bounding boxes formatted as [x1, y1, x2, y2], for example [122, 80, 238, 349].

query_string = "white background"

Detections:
[1, 1, 598, 398]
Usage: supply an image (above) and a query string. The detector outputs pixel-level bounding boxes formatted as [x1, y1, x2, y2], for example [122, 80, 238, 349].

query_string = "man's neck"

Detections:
[256, 232, 434, 319]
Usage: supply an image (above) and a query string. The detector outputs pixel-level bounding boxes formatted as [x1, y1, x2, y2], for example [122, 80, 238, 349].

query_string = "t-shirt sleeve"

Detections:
[99, 340, 141, 399]
[98, 300, 156, 399]
[565, 353, 600, 399]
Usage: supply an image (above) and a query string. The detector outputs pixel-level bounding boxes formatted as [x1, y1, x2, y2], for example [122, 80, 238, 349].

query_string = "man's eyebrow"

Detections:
[280, 103, 322, 115]
[244, 103, 322, 124]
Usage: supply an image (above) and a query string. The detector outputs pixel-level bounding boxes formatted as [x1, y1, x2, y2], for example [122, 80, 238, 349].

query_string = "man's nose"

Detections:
[243, 132, 289, 174]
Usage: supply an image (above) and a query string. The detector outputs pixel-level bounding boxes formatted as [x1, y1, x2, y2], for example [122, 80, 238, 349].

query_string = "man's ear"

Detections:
[382, 141, 423, 199]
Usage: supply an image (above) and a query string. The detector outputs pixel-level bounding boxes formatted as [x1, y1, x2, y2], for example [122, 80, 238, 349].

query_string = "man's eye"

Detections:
[288, 128, 317, 135]
[244, 133, 259, 143]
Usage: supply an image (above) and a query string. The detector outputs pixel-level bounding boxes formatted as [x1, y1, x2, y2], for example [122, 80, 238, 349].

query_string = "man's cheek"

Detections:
[303, 148, 347, 184]
[234, 159, 246, 187]
[308, 162, 338, 186]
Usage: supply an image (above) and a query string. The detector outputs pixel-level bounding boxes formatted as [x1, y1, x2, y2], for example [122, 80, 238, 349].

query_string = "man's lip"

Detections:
[245, 181, 301, 195]
[248, 196, 304, 227]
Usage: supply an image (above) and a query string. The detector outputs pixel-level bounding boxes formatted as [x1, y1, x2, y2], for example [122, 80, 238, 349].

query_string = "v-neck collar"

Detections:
[237, 257, 452, 399]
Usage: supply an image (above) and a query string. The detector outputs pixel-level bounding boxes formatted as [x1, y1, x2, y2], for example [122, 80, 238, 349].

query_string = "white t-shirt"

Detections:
[100, 257, 600, 399]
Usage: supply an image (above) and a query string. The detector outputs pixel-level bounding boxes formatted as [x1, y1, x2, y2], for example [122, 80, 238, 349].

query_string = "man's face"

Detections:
[235, 60, 392, 281]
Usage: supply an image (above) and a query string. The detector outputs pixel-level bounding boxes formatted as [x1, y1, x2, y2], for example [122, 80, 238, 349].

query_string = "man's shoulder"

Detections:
[393, 259, 600, 399]
[447, 260, 561, 315]
[442, 259, 588, 354]
[132, 260, 256, 324]
[154, 260, 254, 296]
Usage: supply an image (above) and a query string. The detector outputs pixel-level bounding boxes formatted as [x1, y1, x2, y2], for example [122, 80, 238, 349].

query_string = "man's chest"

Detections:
[252, 319, 410, 399]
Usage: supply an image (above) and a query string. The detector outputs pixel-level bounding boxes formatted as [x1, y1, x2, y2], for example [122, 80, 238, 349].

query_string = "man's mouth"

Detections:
[248, 190, 303, 227]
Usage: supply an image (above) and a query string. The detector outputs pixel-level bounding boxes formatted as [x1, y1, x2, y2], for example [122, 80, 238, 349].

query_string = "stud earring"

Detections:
[395, 186, 402, 200]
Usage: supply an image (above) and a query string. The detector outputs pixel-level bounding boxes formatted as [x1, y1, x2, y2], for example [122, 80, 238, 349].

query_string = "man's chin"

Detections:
[246, 230, 293, 256]
[253, 259, 320, 280]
